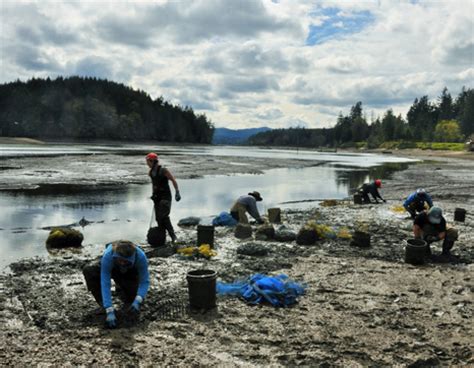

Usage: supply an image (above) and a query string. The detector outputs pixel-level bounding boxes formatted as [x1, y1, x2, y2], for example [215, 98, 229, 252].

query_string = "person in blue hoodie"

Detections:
[403, 188, 433, 219]
[83, 240, 150, 328]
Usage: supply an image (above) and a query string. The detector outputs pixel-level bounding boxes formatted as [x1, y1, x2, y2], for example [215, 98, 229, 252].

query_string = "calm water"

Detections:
[0, 144, 415, 270]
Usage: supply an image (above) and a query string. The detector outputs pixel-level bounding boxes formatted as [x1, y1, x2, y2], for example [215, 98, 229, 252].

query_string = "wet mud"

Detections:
[0, 152, 473, 366]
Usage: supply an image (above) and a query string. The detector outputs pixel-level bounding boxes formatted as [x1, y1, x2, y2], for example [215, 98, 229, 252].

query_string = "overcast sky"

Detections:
[1, 0, 473, 129]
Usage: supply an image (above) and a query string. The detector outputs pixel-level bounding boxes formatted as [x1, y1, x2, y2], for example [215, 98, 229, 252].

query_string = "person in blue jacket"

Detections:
[403, 188, 433, 219]
[83, 240, 150, 328]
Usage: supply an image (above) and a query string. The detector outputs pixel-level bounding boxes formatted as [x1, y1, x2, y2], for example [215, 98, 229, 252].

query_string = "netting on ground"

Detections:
[217, 274, 306, 307]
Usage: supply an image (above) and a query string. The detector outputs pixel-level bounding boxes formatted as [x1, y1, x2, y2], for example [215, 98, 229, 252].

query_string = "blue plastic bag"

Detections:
[212, 211, 238, 227]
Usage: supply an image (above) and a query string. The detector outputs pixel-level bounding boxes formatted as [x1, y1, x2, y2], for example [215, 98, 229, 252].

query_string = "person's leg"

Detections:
[230, 211, 239, 222]
[442, 228, 458, 255]
[361, 192, 370, 203]
[237, 203, 249, 224]
[112, 268, 139, 304]
[83, 263, 103, 307]
[155, 199, 176, 241]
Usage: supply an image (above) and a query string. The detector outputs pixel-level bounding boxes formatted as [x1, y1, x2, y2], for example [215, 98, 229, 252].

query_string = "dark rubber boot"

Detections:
[170, 232, 178, 244]
[425, 244, 432, 257]
[442, 240, 454, 256]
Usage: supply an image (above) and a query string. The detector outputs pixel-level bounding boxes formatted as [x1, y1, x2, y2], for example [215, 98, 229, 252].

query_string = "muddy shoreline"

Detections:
[0, 149, 473, 366]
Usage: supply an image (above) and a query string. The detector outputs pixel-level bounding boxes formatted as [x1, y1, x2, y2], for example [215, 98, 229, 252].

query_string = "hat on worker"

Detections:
[146, 152, 158, 161]
[428, 206, 442, 224]
[248, 191, 263, 201]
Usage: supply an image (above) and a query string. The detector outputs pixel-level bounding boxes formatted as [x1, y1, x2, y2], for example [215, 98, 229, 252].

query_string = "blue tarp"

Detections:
[212, 211, 238, 227]
[217, 274, 306, 307]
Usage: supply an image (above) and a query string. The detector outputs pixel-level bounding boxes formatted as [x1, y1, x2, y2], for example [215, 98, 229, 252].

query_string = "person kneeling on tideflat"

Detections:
[230, 191, 265, 224]
[358, 179, 386, 204]
[413, 206, 458, 257]
[83, 240, 150, 328]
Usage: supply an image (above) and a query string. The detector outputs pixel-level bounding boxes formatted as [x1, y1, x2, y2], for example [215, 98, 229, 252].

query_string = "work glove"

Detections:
[425, 235, 439, 244]
[128, 296, 142, 313]
[175, 191, 181, 202]
[105, 308, 117, 329]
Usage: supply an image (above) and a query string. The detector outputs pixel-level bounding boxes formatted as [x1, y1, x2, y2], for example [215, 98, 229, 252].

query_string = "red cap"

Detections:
[146, 152, 158, 161]
[375, 179, 382, 188]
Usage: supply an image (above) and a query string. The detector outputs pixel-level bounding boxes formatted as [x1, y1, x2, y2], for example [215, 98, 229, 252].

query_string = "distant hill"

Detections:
[213, 127, 272, 145]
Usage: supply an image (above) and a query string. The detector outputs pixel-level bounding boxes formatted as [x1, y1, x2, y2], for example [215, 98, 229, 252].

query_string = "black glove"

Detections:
[425, 235, 440, 243]
[175, 191, 181, 202]
[382, 199, 387, 203]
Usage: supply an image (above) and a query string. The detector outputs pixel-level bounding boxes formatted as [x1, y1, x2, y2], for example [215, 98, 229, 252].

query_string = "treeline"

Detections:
[249, 87, 474, 148]
[0, 77, 214, 143]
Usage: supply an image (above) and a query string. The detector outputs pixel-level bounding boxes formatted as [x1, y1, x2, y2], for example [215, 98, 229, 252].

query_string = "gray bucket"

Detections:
[405, 238, 427, 265]
[186, 269, 217, 310]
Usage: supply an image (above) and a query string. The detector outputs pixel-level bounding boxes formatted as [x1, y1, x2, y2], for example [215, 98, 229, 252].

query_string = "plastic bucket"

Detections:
[353, 194, 363, 205]
[197, 225, 215, 247]
[405, 238, 427, 265]
[186, 269, 217, 310]
[268, 208, 281, 223]
[454, 208, 466, 222]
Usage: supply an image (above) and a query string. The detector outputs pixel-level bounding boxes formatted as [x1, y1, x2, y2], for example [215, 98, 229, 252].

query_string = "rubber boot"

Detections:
[170, 232, 178, 244]
[425, 244, 432, 257]
[442, 240, 454, 256]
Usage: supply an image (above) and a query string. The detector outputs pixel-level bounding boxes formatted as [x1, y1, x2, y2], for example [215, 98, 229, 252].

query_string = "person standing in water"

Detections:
[146, 152, 181, 243]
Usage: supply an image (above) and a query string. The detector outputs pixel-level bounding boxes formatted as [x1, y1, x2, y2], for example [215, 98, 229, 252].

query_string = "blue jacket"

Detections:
[403, 192, 433, 209]
[100, 244, 150, 309]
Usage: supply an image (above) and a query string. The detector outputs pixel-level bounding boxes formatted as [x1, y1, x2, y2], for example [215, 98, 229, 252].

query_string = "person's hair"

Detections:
[112, 240, 136, 257]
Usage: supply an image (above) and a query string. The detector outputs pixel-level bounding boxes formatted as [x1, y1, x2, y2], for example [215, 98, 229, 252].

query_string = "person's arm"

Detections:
[100, 248, 114, 310]
[164, 169, 178, 191]
[426, 194, 433, 208]
[413, 224, 423, 238]
[135, 249, 150, 302]
[164, 169, 181, 201]
[247, 199, 263, 223]
[369, 186, 380, 202]
[375, 188, 385, 201]
[403, 194, 413, 209]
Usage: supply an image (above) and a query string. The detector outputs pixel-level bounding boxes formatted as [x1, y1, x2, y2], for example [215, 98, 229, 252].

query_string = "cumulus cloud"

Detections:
[256, 108, 284, 120]
[71, 57, 114, 79]
[1, 0, 473, 129]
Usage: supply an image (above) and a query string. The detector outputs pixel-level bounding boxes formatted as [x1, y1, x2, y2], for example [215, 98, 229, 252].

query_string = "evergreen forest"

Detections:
[0, 77, 214, 143]
[249, 87, 474, 149]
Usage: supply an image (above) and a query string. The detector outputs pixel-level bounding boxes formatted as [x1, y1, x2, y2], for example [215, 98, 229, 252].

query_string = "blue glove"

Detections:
[105, 308, 117, 329]
[175, 191, 181, 202]
[128, 296, 143, 313]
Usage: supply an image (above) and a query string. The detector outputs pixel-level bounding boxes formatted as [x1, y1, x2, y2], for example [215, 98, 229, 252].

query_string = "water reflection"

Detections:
[334, 162, 410, 190]
[0, 161, 414, 270]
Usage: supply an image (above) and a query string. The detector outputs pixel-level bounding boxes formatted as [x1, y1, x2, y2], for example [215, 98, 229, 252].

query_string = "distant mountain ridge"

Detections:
[213, 127, 272, 145]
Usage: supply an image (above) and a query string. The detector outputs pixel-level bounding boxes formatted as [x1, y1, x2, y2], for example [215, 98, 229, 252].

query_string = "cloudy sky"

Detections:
[1, 0, 473, 129]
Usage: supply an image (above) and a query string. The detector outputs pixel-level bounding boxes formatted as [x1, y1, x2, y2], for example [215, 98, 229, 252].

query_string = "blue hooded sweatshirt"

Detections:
[403, 192, 433, 209]
[100, 243, 150, 309]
